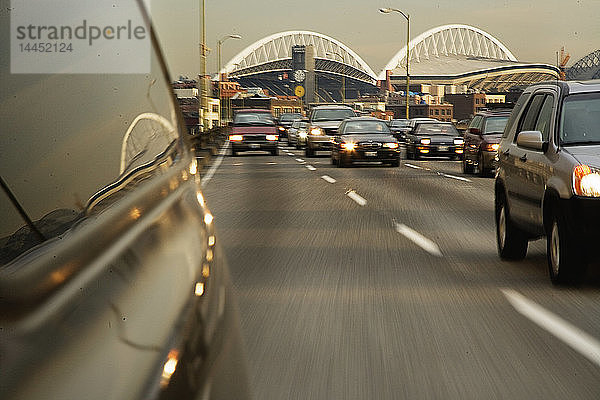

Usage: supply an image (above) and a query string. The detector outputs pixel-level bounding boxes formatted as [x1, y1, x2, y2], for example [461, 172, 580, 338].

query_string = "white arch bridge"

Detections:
[223, 26, 558, 95]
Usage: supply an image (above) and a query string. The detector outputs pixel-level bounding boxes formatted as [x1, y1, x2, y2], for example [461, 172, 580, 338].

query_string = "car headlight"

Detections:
[341, 142, 356, 151]
[266, 135, 278, 141]
[383, 142, 399, 149]
[299, 130, 308, 138]
[484, 143, 500, 151]
[420, 138, 431, 145]
[573, 165, 600, 197]
[310, 127, 324, 136]
[454, 138, 465, 145]
[278, 126, 286, 132]
[229, 134, 243, 141]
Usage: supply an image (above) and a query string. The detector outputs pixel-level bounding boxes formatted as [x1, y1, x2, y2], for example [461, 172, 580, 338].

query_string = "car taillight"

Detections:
[573, 164, 600, 197]
[485, 143, 500, 151]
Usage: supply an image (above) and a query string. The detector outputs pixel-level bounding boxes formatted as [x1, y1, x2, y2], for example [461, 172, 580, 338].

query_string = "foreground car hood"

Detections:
[232, 126, 277, 134]
[342, 134, 397, 143]
[564, 145, 600, 166]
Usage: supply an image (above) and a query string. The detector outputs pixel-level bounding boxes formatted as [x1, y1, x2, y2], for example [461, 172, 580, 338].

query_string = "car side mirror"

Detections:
[516, 130, 546, 151]
[469, 127, 481, 135]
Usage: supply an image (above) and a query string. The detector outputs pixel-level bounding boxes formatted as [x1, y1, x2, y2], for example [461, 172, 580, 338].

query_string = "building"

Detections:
[444, 93, 487, 121]
[230, 95, 303, 116]
[387, 103, 453, 122]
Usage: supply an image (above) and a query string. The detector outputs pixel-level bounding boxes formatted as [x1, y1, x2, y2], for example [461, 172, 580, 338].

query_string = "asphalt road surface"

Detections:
[201, 142, 600, 399]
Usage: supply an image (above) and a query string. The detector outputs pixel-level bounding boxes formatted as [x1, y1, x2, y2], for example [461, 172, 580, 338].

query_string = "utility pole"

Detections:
[199, 0, 207, 131]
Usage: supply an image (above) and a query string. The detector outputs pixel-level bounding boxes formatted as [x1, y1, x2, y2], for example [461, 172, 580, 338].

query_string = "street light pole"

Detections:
[379, 8, 410, 120]
[199, 0, 207, 131]
[326, 52, 345, 104]
[217, 34, 242, 125]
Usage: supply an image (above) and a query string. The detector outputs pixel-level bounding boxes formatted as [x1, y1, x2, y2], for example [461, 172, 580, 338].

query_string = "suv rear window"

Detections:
[559, 92, 600, 145]
[483, 116, 509, 134]
[415, 123, 459, 135]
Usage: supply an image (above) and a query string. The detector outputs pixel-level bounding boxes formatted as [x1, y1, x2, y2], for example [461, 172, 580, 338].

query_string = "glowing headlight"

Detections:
[310, 127, 324, 136]
[383, 142, 399, 149]
[299, 130, 308, 138]
[573, 165, 600, 197]
[278, 126, 285, 131]
[266, 135, 278, 141]
[453, 138, 465, 145]
[341, 142, 356, 151]
[229, 134, 243, 141]
[485, 143, 500, 151]
[420, 138, 431, 145]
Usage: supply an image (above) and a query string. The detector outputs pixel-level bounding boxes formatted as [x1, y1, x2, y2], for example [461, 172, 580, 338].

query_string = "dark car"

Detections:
[388, 118, 411, 142]
[229, 109, 279, 156]
[277, 112, 303, 140]
[495, 80, 600, 284]
[331, 117, 400, 167]
[306, 105, 357, 156]
[462, 110, 511, 176]
[0, 1, 249, 399]
[405, 122, 465, 160]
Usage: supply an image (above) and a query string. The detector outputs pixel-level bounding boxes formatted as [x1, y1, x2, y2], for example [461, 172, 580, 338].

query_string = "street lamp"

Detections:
[217, 34, 242, 125]
[379, 7, 410, 120]
[326, 51, 345, 104]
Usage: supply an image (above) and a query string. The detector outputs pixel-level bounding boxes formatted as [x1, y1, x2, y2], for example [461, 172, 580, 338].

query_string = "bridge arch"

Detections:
[223, 30, 378, 84]
[566, 50, 600, 80]
[378, 24, 517, 79]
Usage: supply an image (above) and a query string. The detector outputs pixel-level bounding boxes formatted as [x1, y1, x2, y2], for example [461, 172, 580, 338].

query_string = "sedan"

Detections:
[331, 117, 400, 167]
[406, 122, 464, 160]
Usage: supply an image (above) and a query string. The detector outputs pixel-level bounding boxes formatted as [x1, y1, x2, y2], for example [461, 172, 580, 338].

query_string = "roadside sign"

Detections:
[295, 85, 305, 97]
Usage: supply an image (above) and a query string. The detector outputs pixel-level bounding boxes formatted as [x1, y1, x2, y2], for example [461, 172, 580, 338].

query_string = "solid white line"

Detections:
[346, 191, 367, 206]
[502, 289, 600, 367]
[404, 163, 423, 169]
[321, 175, 336, 184]
[295, 158, 305, 163]
[439, 173, 471, 182]
[201, 140, 229, 187]
[305, 165, 316, 171]
[394, 223, 443, 257]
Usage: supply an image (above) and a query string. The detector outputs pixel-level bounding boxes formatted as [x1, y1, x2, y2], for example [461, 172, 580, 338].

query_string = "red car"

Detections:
[229, 109, 279, 156]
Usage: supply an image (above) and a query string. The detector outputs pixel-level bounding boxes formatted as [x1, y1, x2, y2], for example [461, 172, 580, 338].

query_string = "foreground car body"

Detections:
[331, 117, 400, 167]
[230, 109, 279, 156]
[495, 80, 600, 284]
[0, 2, 249, 399]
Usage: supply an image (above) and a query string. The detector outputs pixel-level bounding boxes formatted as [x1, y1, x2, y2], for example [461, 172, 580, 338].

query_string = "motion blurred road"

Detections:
[202, 143, 600, 399]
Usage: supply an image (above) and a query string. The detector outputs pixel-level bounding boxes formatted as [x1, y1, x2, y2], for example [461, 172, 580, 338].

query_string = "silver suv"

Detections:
[495, 80, 600, 284]
[306, 105, 356, 157]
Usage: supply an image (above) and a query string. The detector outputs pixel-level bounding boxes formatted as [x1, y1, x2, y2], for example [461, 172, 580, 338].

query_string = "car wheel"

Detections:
[463, 156, 474, 174]
[478, 152, 487, 177]
[414, 150, 420, 160]
[390, 159, 400, 167]
[271, 148, 278, 156]
[231, 147, 237, 157]
[305, 147, 313, 157]
[547, 210, 586, 285]
[496, 193, 528, 260]
[406, 145, 413, 160]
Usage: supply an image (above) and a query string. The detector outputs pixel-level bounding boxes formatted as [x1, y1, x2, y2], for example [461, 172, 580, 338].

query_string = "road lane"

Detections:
[201, 146, 600, 399]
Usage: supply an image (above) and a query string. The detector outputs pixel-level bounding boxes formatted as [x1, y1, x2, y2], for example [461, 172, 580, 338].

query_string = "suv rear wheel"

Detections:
[547, 210, 586, 284]
[463, 156, 474, 174]
[496, 193, 528, 260]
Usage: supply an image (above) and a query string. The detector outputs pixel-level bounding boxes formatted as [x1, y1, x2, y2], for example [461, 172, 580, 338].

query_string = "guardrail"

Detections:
[188, 126, 228, 167]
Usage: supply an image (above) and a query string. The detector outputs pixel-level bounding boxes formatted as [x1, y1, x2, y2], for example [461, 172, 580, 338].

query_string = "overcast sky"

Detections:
[152, 0, 600, 79]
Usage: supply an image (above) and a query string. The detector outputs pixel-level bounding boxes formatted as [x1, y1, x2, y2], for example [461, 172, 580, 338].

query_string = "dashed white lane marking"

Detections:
[502, 289, 600, 367]
[295, 158, 305, 163]
[404, 163, 423, 169]
[394, 223, 443, 257]
[346, 190, 367, 206]
[305, 165, 316, 171]
[439, 172, 471, 182]
[267, 162, 278, 165]
[321, 175, 337, 184]
[232, 163, 243, 166]
[201, 140, 229, 187]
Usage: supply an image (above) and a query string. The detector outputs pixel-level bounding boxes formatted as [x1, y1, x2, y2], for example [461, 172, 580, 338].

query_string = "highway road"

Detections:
[201, 142, 600, 399]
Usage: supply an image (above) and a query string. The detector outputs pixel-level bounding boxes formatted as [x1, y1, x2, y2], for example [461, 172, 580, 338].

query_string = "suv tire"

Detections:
[496, 193, 528, 260]
[463, 157, 474, 174]
[547, 210, 586, 285]
[305, 147, 314, 157]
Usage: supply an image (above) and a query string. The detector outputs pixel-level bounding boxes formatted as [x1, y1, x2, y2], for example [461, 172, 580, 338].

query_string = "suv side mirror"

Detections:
[516, 130, 546, 150]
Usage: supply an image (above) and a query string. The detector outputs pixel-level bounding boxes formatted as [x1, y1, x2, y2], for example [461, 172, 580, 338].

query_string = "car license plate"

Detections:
[438, 146, 448, 152]
[365, 151, 377, 157]
[249, 143, 260, 149]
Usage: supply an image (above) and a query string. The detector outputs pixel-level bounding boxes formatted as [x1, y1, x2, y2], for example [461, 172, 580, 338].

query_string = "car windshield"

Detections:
[415, 123, 459, 135]
[343, 120, 391, 134]
[280, 113, 302, 122]
[234, 112, 275, 125]
[390, 120, 410, 128]
[483, 116, 509, 134]
[559, 93, 600, 145]
[311, 108, 355, 121]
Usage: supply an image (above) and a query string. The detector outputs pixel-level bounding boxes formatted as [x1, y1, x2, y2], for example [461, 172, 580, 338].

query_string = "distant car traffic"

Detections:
[287, 119, 309, 148]
[331, 117, 400, 167]
[229, 109, 279, 156]
[405, 122, 464, 160]
[495, 80, 600, 284]
[276, 112, 303, 140]
[462, 109, 511, 176]
[305, 105, 357, 157]
[388, 118, 411, 142]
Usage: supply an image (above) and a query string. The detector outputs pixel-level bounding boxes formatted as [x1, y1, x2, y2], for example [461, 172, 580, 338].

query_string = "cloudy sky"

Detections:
[152, 0, 600, 79]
